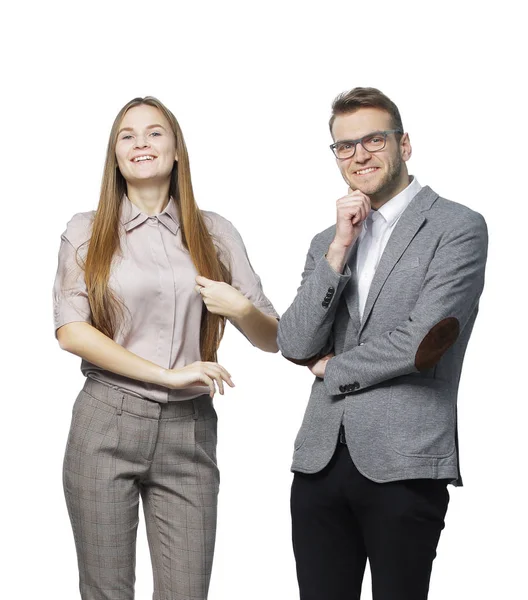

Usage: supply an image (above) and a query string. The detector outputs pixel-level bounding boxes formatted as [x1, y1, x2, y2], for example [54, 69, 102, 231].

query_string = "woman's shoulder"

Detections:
[62, 210, 96, 247]
[201, 210, 241, 240]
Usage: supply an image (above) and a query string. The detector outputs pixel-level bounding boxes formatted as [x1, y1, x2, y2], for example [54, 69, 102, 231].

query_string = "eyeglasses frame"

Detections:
[329, 129, 403, 160]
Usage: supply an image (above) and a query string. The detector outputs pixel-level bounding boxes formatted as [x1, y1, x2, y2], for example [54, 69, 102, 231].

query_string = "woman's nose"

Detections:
[134, 136, 149, 149]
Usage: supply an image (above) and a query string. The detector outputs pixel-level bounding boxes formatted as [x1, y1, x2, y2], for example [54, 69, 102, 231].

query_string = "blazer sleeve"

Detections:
[277, 232, 352, 363]
[323, 211, 488, 395]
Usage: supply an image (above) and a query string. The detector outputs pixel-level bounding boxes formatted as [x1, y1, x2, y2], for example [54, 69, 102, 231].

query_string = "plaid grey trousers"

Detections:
[63, 377, 220, 600]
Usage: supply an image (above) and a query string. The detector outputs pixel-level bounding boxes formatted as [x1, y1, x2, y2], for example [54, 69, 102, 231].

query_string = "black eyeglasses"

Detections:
[329, 129, 403, 160]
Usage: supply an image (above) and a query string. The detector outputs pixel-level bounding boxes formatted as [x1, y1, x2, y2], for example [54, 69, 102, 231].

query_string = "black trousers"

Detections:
[291, 441, 449, 600]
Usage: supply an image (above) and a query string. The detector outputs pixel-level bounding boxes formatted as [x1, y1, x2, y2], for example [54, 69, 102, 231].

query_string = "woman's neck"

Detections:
[127, 182, 171, 216]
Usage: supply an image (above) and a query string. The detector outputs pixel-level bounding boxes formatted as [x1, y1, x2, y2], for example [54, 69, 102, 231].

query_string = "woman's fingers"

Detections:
[168, 361, 234, 396]
[200, 373, 216, 397]
[204, 362, 235, 388]
[198, 363, 235, 396]
[195, 275, 214, 286]
[205, 365, 224, 395]
[216, 374, 225, 395]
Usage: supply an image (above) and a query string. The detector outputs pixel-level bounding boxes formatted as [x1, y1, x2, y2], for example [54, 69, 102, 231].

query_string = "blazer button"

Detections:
[339, 385, 346, 393]
[322, 301, 329, 308]
[353, 381, 360, 390]
[328, 287, 335, 293]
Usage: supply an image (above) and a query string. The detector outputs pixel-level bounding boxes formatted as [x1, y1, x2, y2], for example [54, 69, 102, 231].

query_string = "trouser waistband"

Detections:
[83, 377, 211, 420]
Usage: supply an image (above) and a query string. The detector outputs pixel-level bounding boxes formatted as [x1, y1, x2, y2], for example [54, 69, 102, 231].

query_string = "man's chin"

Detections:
[347, 174, 383, 194]
[349, 182, 381, 196]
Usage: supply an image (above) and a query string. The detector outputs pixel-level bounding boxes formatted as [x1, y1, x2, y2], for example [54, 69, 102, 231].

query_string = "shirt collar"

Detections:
[376, 176, 422, 227]
[120, 196, 180, 235]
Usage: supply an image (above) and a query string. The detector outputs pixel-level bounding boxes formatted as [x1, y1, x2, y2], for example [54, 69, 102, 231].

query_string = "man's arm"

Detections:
[277, 236, 352, 362]
[278, 191, 370, 363]
[323, 212, 488, 395]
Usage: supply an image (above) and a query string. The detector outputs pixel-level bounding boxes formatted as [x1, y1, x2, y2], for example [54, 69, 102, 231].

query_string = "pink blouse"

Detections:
[53, 197, 279, 402]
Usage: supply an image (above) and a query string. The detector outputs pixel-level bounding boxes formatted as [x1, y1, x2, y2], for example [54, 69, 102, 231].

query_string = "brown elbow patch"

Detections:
[415, 317, 460, 371]
[283, 353, 321, 367]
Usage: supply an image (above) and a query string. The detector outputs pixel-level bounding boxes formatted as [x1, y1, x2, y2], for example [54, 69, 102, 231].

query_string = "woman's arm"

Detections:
[57, 321, 234, 396]
[231, 303, 279, 353]
[195, 277, 279, 353]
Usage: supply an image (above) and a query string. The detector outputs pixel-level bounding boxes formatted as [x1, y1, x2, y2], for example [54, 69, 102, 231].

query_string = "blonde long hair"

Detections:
[84, 97, 231, 362]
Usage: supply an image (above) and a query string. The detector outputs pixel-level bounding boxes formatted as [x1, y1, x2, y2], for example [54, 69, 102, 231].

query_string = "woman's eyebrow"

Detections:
[117, 124, 167, 135]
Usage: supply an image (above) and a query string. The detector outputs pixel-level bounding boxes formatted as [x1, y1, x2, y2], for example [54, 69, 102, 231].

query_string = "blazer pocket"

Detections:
[388, 381, 455, 458]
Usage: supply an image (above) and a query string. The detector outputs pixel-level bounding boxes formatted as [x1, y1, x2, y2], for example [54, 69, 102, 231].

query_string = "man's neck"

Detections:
[370, 174, 412, 210]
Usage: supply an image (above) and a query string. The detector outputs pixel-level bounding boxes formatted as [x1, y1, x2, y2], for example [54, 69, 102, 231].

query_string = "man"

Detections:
[277, 87, 488, 600]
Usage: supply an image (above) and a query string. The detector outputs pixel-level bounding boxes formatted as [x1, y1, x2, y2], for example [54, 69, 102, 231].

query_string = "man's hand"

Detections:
[195, 275, 251, 320]
[307, 353, 335, 378]
[326, 189, 370, 273]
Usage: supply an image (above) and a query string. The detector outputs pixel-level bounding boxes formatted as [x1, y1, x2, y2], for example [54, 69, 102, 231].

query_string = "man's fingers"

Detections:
[337, 192, 370, 208]
[360, 201, 369, 223]
[353, 202, 368, 224]
[338, 192, 371, 225]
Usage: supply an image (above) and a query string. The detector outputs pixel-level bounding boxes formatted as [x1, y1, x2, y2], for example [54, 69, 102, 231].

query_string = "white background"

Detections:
[1, 1, 526, 598]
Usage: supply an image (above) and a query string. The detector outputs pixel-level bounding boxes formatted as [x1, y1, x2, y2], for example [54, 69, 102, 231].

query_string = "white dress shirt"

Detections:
[356, 176, 422, 319]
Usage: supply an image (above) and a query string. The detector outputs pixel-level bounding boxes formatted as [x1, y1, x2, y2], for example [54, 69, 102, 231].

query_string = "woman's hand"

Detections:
[195, 275, 278, 353]
[162, 361, 235, 397]
[195, 275, 251, 320]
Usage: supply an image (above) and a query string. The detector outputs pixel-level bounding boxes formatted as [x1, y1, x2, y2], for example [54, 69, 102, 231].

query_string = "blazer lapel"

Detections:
[359, 205, 425, 333]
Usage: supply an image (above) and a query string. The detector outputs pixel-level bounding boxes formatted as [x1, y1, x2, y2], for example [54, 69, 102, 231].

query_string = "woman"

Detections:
[53, 97, 279, 600]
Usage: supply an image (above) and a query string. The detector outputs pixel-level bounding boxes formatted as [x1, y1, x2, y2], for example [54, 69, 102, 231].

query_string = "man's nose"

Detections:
[354, 143, 372, 163]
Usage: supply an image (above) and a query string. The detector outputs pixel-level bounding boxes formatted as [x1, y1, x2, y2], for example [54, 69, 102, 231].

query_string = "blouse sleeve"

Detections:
[52, 214, 93, 333]
[207, 212, 279, 320]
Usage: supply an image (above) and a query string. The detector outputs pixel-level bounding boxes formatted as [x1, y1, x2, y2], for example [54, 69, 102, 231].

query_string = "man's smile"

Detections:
[353, 166, 380, 176]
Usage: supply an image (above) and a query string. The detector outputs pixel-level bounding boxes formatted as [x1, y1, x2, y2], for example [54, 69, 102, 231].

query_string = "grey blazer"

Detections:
[277, 186, 488, 486]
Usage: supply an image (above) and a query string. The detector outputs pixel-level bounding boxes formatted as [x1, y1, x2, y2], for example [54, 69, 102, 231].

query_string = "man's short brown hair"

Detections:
[329, 87, 404, 135]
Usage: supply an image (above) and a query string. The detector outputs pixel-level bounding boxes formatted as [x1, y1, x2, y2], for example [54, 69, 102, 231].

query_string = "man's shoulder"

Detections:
[419, 187, 486, 228]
